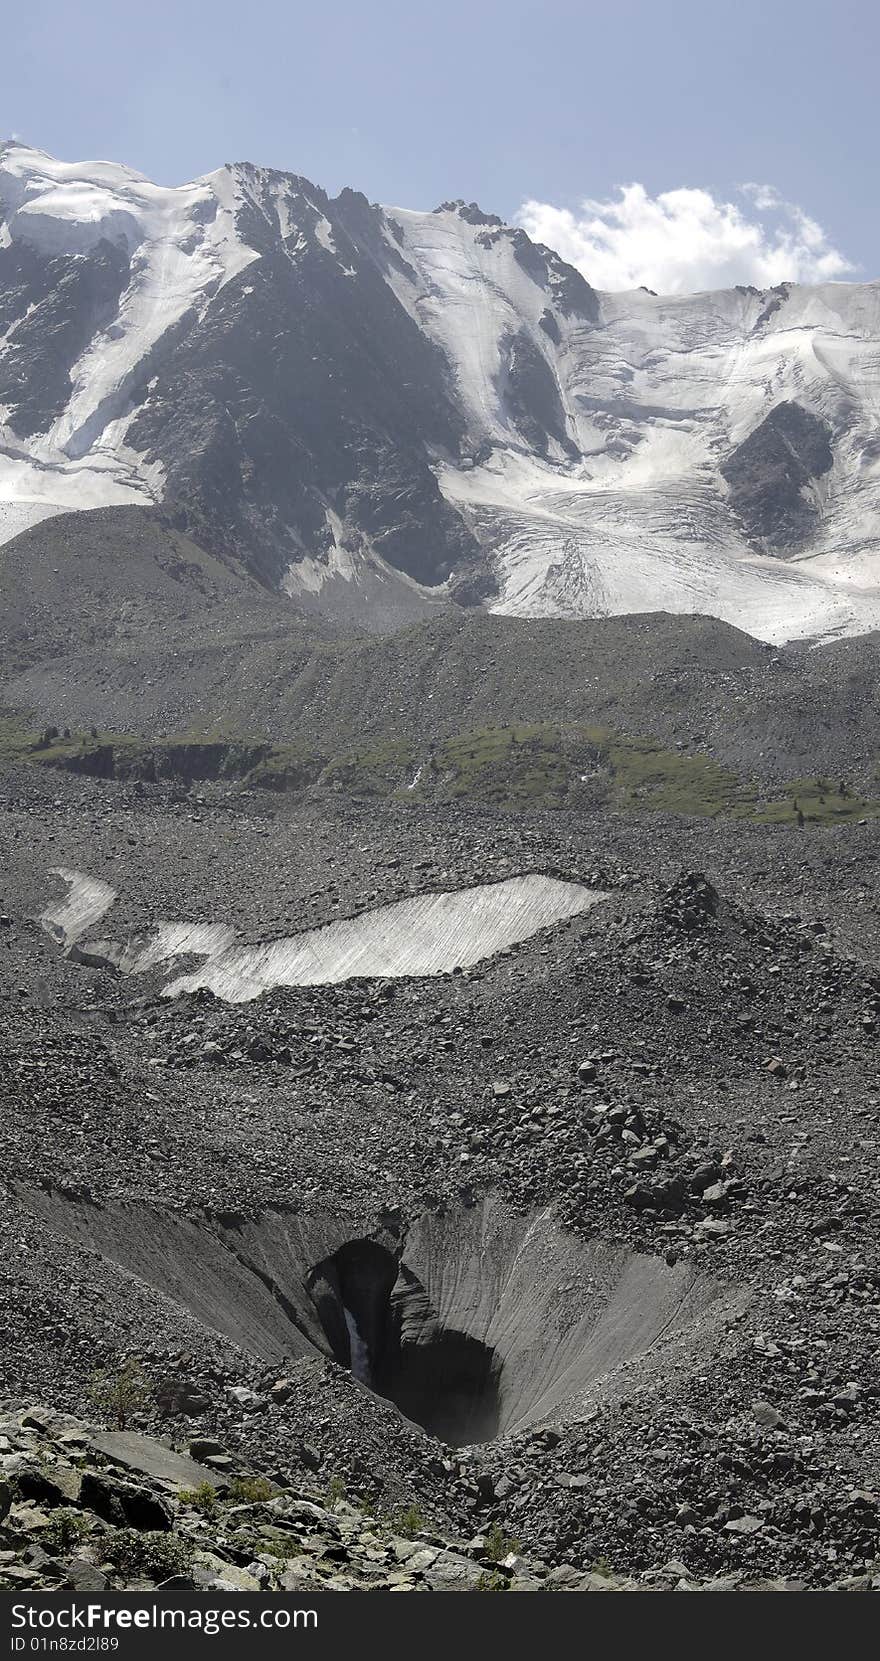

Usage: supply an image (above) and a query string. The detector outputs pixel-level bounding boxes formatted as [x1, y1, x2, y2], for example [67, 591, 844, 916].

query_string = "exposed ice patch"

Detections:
[0, 496, 67, 548]
[41, 871, 606, 1002]
[75, 921, 236, 977]
[165, 874, 604, 1000]
[40, 867, 117, 946]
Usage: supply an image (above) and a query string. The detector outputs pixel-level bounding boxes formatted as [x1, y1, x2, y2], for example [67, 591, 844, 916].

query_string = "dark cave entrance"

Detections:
[307, 1240, 501, 1446]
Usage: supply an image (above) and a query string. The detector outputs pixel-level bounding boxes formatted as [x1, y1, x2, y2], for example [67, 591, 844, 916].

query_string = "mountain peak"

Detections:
[2, 144, 880, 643]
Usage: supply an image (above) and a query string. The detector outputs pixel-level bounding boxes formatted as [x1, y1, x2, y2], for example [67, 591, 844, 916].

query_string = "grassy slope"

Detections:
[4, 507, 880, 815]
[4, 712, 878, 825]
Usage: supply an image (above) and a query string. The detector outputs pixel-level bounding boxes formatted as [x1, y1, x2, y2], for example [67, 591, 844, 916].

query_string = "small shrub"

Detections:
[389, 1503, 425, 1538]
[325, 1474, 346, 1509]
[179, 1480, 219, 1517]
[229, 1475, 275, 1504]
[103, 1529, 193, 1581]
[258, 1536, 302, 1561]
[484, 1521, 519, 1564]
[89, 1360, 150, 1430]
[43, 1509, 89, 1554]
[476, 1570, 509, 1591]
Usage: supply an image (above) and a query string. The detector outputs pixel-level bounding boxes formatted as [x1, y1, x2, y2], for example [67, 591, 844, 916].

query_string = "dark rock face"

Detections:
[0, 239, 130, 437]
[79, 1471, 172, 1531]
[332, 192, 420, 287]
[309, 1237, 501, 1445]
[381, 1315, 501, 1446]
[753, 282, 791, 331]
[498, 328, 576, 455]
[446, 561, 501, 606]
[436, 200, 504, 228]
[57, 739, 284, 787]
[508, 230, 599, 323]
[722, 401, 834, 553]
[127, 180, 478, 590]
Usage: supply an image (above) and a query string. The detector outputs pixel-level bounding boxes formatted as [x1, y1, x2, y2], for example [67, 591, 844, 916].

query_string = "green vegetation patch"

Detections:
[319, 737, 415, 797]
[754, 777, 880, 825]
[599, 731, 753, 817]
[102, 1529, 193, 1581]
[4, 705, 880, 827]
[410, 722, 753, 817]
[431, 723, 589, 808]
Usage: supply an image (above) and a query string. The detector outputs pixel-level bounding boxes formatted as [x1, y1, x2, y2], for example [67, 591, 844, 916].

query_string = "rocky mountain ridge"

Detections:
[5, 508, 880, 806]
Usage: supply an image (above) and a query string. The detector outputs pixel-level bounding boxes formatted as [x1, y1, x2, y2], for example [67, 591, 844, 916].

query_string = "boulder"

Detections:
[79, 1472, 172, 1532]
[89, 1431, 219, 1491]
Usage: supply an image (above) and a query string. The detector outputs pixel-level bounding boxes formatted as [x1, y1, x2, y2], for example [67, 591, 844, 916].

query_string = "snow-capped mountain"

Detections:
[3, 141, 880, 643]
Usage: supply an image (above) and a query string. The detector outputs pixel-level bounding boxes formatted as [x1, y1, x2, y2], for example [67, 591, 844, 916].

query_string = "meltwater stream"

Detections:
[343, 1307, 372, 1386]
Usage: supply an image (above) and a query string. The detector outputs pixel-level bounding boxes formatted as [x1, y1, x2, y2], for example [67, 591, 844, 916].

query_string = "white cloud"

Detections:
[517, 182, 855, 295]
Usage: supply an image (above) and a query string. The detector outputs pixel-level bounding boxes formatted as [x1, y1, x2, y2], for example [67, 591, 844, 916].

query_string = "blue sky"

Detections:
[5, 0, 877, 290]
